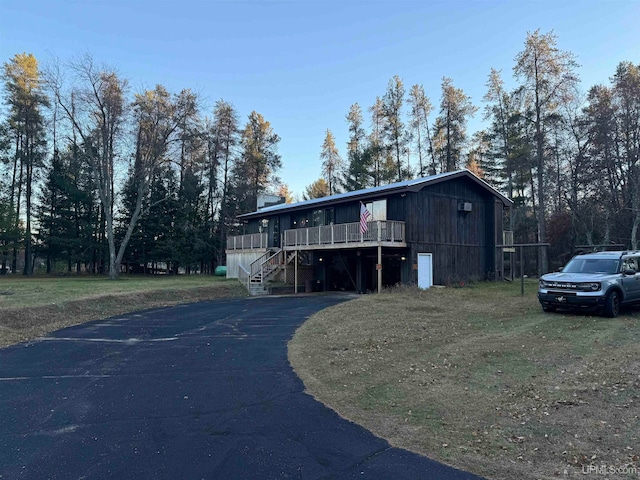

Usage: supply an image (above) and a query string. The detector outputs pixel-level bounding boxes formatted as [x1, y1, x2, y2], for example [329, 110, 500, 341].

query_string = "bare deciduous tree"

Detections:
[514, 29, 578, 273]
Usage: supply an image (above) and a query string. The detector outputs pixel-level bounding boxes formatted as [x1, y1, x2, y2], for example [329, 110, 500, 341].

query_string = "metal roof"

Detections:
[238, 169, 513, 220]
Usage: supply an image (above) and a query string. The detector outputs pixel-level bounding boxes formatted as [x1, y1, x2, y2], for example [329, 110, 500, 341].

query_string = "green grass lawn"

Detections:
[289, 281, 640, 480]
[0, 275, 234, 309]
[0, 275, 246, 348]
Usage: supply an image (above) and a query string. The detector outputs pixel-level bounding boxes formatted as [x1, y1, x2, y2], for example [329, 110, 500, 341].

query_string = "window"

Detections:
[622, 257, 639, 273]
[325, 208, 334, 225]
[259, 219, 269, 233]
[310, 208, 334, 227]
[312, 209, 324, 227]
[563, 258, 619, 274]
[365, 199, 387, 221]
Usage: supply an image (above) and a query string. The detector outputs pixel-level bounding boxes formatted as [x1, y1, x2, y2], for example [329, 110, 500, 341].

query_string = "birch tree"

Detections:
[49, 56, 128, 278]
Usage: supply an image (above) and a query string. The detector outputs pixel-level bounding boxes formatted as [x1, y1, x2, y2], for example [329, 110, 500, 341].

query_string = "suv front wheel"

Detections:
[603, 290, 621, 318]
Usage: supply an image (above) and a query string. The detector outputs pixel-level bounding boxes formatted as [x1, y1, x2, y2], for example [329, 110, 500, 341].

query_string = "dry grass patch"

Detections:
[0, 276, 246, 348]
[289, 282, 640, 480]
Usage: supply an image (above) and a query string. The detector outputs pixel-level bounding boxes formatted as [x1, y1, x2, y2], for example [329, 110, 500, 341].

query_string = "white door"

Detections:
[418, 253, 433, 289]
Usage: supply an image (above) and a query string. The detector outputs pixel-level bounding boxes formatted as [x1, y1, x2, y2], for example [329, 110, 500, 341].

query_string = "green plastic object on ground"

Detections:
[214, 266, 227, 276]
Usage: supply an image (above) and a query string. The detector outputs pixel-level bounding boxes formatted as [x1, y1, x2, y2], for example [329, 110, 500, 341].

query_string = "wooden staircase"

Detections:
[242, 248, 285, 296]
[238, 248, 302, 296]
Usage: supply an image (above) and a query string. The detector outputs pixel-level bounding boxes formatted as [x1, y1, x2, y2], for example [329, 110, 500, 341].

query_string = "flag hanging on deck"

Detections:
[360, 202, 371, 235]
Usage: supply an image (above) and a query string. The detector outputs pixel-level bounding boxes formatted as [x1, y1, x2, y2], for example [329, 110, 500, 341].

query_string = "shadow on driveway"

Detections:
[0, 295, 483, 479]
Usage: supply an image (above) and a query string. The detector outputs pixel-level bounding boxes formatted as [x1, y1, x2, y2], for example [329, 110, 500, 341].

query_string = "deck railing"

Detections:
[249, 248, 283, 279]
[283, 220, 405, 248]
[226, 232, 269, 250]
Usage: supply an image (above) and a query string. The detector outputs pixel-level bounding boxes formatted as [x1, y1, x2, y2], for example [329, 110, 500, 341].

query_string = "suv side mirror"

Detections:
[623, 268, 637, 276]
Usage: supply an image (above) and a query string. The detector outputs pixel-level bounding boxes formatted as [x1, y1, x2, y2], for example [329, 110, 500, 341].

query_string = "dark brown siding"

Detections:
[279, 214, 292, 231]
[239, 175, 510, 284]
[404, 176, 500, 284]
[334, 203, 359, 224]
[409, 243, 486, 285]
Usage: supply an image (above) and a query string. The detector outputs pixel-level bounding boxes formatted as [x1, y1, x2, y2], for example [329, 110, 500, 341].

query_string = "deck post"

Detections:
[294, 249, 298, 294]
[377, 245, 382, 294]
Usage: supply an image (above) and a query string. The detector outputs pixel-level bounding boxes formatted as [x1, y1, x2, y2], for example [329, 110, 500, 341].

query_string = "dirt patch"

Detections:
[0, 284, 245, 349]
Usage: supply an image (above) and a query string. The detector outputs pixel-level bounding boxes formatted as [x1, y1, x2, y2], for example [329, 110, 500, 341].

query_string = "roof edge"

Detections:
[237, 169, 512, 220]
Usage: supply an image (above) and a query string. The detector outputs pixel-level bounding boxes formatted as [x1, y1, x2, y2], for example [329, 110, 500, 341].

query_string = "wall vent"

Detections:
[458, 202, 472, 212]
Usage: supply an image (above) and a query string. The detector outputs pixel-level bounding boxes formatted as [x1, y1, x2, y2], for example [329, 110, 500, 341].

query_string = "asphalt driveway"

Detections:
[0, 295, 483, 479]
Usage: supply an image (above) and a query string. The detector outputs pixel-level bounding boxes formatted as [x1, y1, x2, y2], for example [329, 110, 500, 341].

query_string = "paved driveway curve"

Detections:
[0, 295, 483, 479]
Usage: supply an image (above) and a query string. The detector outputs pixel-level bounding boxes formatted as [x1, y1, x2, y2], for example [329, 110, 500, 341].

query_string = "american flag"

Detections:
[360, 202, 371, 235]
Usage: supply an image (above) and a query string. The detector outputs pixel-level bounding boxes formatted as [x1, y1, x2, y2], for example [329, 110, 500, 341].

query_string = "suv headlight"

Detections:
[539, 280, 548, 288]
[577, 282, 601, 291]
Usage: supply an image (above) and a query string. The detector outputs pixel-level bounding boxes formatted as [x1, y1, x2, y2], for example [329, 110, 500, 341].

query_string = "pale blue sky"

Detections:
[1, 0, 638, 197]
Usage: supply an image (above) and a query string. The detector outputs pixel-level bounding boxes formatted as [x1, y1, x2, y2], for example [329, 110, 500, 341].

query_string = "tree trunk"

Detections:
[23, 134, 34, 276]
[631, 174, 640, 250]
[113, 169, 153, 278]
[535, 80, 549, 274]
[446, 110, 452, 172]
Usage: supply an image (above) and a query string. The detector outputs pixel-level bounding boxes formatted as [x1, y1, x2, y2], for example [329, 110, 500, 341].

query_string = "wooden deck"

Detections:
[282, 221, 406, 250]
[226, 232, 269, 250]
[226, 221, 406, 253]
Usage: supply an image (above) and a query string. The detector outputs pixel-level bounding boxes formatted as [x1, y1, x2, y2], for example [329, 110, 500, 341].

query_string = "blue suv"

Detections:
[538, 251, 640, 317]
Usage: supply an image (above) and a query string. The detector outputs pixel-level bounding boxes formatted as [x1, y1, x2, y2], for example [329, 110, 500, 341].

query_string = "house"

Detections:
[226, 169, 512, 295]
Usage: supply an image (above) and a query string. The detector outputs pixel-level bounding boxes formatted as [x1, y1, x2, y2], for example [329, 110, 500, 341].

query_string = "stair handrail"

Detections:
[263, 248, 283, 270]
[249, 248, 283, 281]
[238, 263, 250, 292]
[249, 250, 273, 278]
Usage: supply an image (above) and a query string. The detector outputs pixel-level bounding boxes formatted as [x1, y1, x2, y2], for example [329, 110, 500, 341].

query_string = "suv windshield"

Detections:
[562, 258, 620, 274]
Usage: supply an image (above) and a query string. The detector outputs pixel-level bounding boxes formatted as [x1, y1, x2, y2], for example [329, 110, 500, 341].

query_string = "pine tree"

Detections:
[0, 123, 22, 273]
[482, 68, 518, 192]
[209, 100, 239, 265]
[382, 75, 409, 181]
[231, 111, 281, 217]
[368, 97, 395, 186]
[514, 29, 578, 272]
[2, 53, 49, 275]
[36, 151, 73, 272]
[303, 178, 329, 200]
[320, 129, 342, 195]
[0, 121, 18, 273]
[342, 103, 372, 191]
[174, 164, 206, 273]
[146, 166, 179, 273]
[407, 84, 435, 176]
[433, 77, 477, 173]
